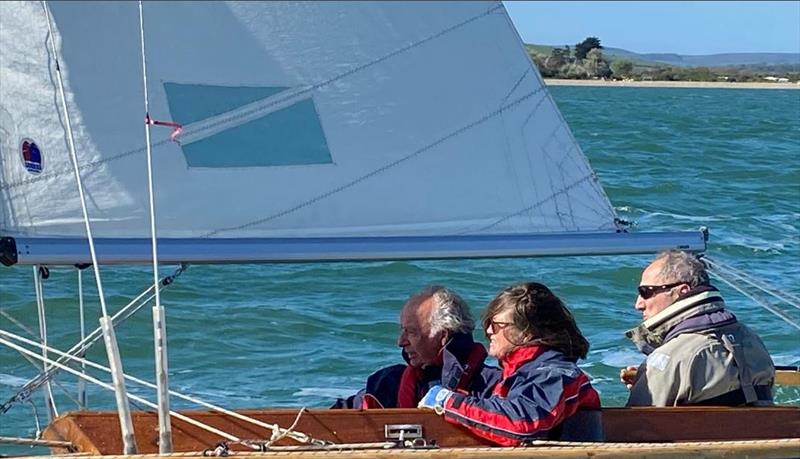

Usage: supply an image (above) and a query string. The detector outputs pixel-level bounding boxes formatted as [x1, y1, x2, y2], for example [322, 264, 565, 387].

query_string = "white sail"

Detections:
[0, 1, 619, 241]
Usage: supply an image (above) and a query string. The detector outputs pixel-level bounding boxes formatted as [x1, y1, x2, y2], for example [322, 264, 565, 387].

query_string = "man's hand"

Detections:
[620, 366, 638, 389]
[417, 385, 452, 414]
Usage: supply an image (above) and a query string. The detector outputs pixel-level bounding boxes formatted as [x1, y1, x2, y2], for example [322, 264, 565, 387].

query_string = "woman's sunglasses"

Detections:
[637, 282, 684, 299]
[487, 320, 513, 335]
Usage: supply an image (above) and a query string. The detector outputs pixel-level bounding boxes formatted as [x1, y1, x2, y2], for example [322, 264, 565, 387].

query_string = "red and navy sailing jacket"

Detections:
[441, 345, 601, 446]
[332, 333, 498, 409]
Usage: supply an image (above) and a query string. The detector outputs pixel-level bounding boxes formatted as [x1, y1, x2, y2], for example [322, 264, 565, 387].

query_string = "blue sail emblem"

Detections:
[20, 139, 43, 174]
[163, 83, 332, 168]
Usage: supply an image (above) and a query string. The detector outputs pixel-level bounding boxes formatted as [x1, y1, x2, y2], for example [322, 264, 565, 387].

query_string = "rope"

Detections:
[27, 400, 42, 440]
[138, 0, 162, 316]
[241, 441, 396, 452]
[33, 265, 58, 420]
[705, 256, 800, 310]
[41, 6, 139, 443]
[64, 438, 800, 457]
[0, 309, 82, 412]
[0, 436, 74, 448]
[78, 268, 87, 409]
[0, 336, 258, 450]
[41, 0, 110, 320]
[0, 265, 187, 415]
[0, 330, 327, 447]
[524, 438, 800, 449]
[705, 261, 800, 331]
[262, 407, 309, 448]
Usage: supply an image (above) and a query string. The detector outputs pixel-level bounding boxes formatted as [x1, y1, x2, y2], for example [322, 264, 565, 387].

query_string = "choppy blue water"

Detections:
[2, 86, 799, 454]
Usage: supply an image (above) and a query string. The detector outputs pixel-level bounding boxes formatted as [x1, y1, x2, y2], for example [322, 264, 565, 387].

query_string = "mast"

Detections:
[41, 2, 137, 453]
[137, 1, 173, 452]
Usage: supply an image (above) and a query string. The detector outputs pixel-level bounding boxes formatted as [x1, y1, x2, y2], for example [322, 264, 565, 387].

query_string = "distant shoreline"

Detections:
[544, 79, 800, 90]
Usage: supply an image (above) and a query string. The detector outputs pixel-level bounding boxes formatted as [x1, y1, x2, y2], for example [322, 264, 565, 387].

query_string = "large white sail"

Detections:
[0, 1, 617, 239]
[0, 2, 614, 237]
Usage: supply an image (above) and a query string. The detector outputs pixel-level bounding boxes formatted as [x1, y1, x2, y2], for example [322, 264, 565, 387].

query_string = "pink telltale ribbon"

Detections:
[145, 114, 183, 143]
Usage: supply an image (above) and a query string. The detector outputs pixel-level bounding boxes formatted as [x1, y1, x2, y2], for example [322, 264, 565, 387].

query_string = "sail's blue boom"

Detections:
[1, 231, 706, 266]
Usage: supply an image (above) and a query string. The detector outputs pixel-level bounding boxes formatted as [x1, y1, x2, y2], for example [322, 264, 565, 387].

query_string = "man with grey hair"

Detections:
[333, 286, 497, 409]
[622, 250, 774, 406]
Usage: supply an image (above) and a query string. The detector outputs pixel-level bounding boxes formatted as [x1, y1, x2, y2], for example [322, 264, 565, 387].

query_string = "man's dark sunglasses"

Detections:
[637, 282, 684, 299]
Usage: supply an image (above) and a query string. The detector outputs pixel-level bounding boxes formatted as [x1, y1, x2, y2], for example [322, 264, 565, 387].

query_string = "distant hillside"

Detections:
[533, 44, 800, 69]
[603, 48, 800, 68]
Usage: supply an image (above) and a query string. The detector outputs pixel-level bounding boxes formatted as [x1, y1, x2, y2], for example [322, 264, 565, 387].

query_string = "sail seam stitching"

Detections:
[461, 174, 599, 234]
[0, 4, 503, 193]
[203, 87, 545, 237]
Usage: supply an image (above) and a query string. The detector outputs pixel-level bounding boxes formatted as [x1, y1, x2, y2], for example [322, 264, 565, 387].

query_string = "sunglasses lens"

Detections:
[637, 286, 653, 299]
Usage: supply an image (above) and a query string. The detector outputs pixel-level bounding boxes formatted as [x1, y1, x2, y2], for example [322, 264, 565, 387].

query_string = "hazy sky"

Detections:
[503, 1, 800, 55]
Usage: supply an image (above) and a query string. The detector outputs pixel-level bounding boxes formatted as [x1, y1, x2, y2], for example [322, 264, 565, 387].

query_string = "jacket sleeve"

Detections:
[331, 364, 406, 409]
[441, 366, 597, 446]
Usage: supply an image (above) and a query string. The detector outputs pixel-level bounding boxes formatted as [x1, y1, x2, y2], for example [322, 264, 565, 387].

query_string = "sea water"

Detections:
[1, 86, 798, 453]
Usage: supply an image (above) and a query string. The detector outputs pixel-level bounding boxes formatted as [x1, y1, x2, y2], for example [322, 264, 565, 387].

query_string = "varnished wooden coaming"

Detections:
[42, 406, 800, 456]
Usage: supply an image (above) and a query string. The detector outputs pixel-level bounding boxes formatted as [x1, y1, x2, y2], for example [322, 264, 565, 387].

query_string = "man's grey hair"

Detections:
[409, 285, 474, 337]
[652, 250, 710, 288]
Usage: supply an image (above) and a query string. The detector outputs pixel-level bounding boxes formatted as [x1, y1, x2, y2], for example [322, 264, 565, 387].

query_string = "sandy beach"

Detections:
[544, 79, 800, 90]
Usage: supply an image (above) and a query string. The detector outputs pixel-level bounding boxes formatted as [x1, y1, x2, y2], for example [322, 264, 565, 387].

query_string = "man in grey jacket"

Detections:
[621, 250, 775, 406]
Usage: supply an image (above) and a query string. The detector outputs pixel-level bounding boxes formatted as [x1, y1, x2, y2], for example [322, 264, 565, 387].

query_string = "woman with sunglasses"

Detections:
[418, 282, 600, 446]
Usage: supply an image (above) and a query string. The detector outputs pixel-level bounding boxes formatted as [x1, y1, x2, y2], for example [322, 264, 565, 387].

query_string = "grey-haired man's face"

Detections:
[397, 296, 445, 368]
[635, 260, 684, 320]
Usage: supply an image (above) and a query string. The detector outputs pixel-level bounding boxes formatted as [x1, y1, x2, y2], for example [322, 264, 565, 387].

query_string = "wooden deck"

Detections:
[42, 406, 800, 457]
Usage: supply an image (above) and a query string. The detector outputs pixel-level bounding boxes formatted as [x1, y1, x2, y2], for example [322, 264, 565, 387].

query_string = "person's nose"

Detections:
[485, 324, 494, 337]
[397, 330, 408, 347]
[635, 295, 646, 311]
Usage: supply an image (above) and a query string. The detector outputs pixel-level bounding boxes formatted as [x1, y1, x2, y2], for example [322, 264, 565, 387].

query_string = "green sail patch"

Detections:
[163, 83, 332, 168]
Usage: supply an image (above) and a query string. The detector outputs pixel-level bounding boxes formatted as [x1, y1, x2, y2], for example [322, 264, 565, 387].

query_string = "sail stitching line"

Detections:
[203, 87, 545, 237]
[552, 125, 610, 215]
[496, 70, 531, 233]
[501, 68, 531, 106]
[553, 146, 582, 229]
[155, 4, 505, 141]
[461, 174, 599, 234]
[520, 96, 615, 225]
[545, 141, 602, 229]
[518, 92, 552, 231]
[0, 4, 503, 193]
[544, 134, 616, 222]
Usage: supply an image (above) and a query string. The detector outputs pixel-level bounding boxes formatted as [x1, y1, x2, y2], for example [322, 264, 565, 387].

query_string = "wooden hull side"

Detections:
[43, 407, 800, 456]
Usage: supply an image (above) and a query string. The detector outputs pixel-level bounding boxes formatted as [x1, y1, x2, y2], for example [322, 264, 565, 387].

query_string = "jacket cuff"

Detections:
[445, 391, 467, 411]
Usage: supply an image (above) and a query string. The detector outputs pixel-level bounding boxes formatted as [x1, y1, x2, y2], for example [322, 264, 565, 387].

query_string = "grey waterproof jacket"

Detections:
[625, 286, 774, 407]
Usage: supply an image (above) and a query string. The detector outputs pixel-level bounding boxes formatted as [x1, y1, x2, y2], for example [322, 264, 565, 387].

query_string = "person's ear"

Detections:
[439, 331, 450, 347]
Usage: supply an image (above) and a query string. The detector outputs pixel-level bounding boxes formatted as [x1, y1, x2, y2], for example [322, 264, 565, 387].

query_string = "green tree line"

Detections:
[528, 37, 799, 83]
